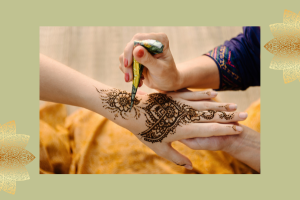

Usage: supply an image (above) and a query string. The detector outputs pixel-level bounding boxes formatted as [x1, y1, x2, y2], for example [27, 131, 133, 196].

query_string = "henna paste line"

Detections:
[218, 104, 231, 111]
[176, 163, 186, 166]
[205, 91, 211, 96]
[219, 111, 234, 120]
[227, 125, 237, 131]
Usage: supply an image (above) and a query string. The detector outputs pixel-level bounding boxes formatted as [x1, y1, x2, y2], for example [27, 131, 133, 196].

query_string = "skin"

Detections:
[40, 54, 248, 170]
[119, 33, 220, 91]
[119, 33, 260, 172]
[181, 125, 260, 172]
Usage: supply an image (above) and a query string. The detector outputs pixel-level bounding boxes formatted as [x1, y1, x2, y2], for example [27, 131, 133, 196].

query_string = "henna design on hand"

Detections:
[227, 125, 237, 131]
[138, 93, 218, 143]
[219, 104, 230, 111]
[205, 91, 211, 96]
[175, 163, 186, 166]
[95, 87, 141, 120]
[219, 111, 234, 120]
[96, 88, 235, 143]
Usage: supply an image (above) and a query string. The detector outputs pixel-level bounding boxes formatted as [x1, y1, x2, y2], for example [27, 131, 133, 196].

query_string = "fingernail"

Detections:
[124, 58, 128, 67]
[210, 91, 218, 96]
[184, 165, 193, 170]
[235, 126, 243, 132]
[125, 73, 129, 82]
[138, 81, 142, 87]
[137, 49, 144, 58]
[239, 112, 248, 119]
[229, 104, 237, 110]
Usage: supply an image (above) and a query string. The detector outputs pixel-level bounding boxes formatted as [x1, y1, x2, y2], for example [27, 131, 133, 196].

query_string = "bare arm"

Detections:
[177, 55, 220, 90]
[40, 54, 247, 169]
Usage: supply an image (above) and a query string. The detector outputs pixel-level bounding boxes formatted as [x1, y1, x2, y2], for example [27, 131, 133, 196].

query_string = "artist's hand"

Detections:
[98, 89, 248, 170]
[119, 33, 181, 91]
[181, 124, 260, 172]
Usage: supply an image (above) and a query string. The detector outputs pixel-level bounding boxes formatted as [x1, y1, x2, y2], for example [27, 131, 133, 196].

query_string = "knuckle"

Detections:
[160, 32, 168, 40]
[119, 54, 123, 62]
[119, 65, 123, 72]
[133, 33, 144, 39]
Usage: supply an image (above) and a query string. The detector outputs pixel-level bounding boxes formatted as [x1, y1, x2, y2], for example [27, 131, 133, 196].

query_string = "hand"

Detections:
[40, 54, 248, 170]
[119, 33, 181, 91]
[96, 88, 248, 170]
[180, 124, 260, 172]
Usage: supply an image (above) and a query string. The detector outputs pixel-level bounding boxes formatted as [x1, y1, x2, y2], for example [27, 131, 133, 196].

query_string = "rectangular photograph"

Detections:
[39, 26, 260, 174]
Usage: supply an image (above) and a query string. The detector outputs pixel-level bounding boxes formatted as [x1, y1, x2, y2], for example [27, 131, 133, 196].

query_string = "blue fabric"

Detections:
[223, 26, 260, 90]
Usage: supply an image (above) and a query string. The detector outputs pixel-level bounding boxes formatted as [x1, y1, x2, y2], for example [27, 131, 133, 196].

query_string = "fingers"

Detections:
[138, 79, 143, 87]
[124, 63, 133, 82]
[169, 90, 218, 100]
[119, 53, 133, 82]
[133, 45, 163, 73]
[174, 123, 242, 140]
[180, 135, 231, 151]
[186, 101, 238, 112]
[123, 32, 169, 70]
[188, 111, 247, 123]
[123, 33, 152, 68]
[118, 53, 125, 73]
[155, 143, 193, 170]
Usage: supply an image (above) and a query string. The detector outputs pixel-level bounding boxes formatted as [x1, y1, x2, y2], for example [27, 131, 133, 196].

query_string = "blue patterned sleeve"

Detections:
[204, 27, 260, 91]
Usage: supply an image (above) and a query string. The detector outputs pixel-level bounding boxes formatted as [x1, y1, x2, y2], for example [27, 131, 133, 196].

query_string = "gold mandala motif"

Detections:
[0, 121, 35, 195]
[264, 9, 300, 83]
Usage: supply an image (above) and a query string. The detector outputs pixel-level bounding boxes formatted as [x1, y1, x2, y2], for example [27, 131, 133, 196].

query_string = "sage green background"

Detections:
[0, 0, 299, 199]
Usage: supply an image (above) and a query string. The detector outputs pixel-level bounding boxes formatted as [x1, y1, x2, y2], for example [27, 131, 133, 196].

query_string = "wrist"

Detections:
[222, 125, 261, 172]
[175, 64, 187, 90]
[222, 134, 242, 156]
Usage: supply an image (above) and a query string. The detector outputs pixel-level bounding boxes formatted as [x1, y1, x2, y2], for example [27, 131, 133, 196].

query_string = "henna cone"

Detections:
[130, 40, 164, 110]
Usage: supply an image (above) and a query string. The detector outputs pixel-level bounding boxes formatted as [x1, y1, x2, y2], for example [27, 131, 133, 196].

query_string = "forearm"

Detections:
[225, 125, 260, 172]
[177, 55, 220, 90]
[40, 54, 114, 121]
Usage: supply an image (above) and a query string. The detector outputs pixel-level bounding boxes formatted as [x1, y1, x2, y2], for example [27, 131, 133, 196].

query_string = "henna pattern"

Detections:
[95, 87, 141, 120]
[96, 88, 235, 143]
[219, 104, 230, 111]
[138, 93, 218, 143]
[205, 91, 211, 96]
[219, 111, 234, 120]
[227, 125, 237, 131]
[175, 163, 186, 166]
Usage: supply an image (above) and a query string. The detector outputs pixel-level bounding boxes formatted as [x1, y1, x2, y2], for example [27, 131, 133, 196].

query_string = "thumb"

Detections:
[133, 45, 161, 72]
[157, 143, 193, 170]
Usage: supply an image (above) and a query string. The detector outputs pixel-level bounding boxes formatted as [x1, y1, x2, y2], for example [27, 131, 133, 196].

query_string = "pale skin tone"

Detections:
[119, 33, 260, 172]
[40, 54, 248, 170]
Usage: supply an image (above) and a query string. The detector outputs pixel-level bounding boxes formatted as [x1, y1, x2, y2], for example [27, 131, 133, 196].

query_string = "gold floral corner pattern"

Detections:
[0, 121, 35, 195]
[264, 9, 300, 83]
